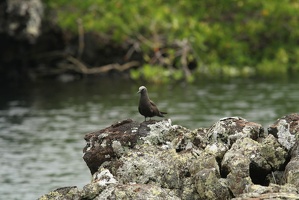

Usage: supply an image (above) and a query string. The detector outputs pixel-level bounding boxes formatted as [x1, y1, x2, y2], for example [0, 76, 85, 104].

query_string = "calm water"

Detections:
[0, 78, 298, 199]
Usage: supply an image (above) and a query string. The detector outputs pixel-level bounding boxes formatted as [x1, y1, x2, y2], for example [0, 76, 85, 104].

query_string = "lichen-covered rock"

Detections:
[232, 183, 299, 200]
[207, 116, 264, 146]
[83, 119, 148, 174]
[290, 141, 299, 159]
[221, 138, 256, 195]
[284, 156, 299, 188]
[115, 145, 199, 198]
[194, 168, 230, 200]
[189, 151, 220, 175]
[143, 119, 173, 145]
[81, 168, 118, 199]
[221, 135, 288, 196]
[82, 119, 202, 199]
[98, 183, 181, 200]
[39, 186, 81, 200]
[227, 172, 253, 197]
[222, 137, 271, 177]
[39, 115, 299, 200]
[268, 113, 299, 150]
[204, 142, 229, 162]
[142, 121, 208, 152]
[234, 192, 299, 200]
[260, 134, 288, 170]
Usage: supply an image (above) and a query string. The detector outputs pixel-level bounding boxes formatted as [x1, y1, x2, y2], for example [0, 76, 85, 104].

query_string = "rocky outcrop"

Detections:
[39, 114, 299, 199]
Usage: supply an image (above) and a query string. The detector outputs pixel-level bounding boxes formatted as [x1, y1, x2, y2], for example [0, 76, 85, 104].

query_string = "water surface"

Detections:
[0, 78, 298, 199]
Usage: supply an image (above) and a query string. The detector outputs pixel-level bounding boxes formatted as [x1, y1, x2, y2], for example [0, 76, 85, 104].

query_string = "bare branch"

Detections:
[66, 56, 140, 74]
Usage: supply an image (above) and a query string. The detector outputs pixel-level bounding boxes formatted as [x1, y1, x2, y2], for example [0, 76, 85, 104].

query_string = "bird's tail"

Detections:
[159, 111, 167, 117]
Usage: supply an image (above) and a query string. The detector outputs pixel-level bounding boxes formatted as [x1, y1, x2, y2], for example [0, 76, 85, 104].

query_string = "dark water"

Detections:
[0, 78, 298, 199]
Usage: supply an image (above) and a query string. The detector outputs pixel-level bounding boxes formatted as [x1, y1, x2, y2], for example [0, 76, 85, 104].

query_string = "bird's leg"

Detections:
[144, 117, 147, 121]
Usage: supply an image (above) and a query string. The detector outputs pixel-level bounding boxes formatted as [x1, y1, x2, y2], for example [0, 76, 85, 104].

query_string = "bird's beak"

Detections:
[137, 90, 140, 94]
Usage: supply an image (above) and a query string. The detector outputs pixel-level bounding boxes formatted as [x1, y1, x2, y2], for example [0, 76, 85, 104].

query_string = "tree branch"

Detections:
[66, 56, 140, 74]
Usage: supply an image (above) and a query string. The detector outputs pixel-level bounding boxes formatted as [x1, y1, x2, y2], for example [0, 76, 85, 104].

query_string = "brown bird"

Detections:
[137, 86, 167, 121]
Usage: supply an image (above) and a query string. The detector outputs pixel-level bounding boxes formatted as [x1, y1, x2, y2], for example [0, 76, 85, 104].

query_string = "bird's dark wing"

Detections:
[149, 100, 157, 112]
[149, 99, 156, 106]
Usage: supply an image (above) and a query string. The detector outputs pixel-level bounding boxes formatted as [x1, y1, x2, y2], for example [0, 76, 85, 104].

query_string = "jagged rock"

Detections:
[81, 183, 104, 200]
[260, 134, 289, 171]
[283, 141, 299, 188]
[204, 142, 229, 164]
[83, 119, 148, 174]
[189, 151, 225, 199]
[232, 183, 299, 200]
[116, 145, 192, 188]
[189, 151, 220, 175]
[234, 192, 299, 200]
[222, 135, 288, 196]
[290, 141, 299, 159]
[114, 144, 200, 199]
[162, 125, 208, 151]
[81, 119, 209, 199]
[39, 115, 299, 200]
[221, 138, 254, 195]
[39, 186, 80, 200]
[98, 183, 181, 200]
[140, 119, 173, 146]
[81, 168, 118, 199]
[284, 156, 299, 188]
[207, 116, 264, 147]
[268, 113, 299, 150]
[194, 168, 230, 200]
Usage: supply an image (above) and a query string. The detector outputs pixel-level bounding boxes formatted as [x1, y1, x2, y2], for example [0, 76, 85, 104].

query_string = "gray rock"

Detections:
[260, 134, 288, 171]
[39, 115, 299, 200]
[232, 183, 299, 200]
[207, 116, 264, 147]
[116, 144, 198, 198]
[39, 186, 81, 200]
[290, 140, 299, 159]
[222, 135, 289, 196]
[222, 137, 270, 176]
[82, 119, 144, 174]
[284, 156, 299, 188]
[97, 183, 181, 200]
[233, 192, 299, 200]
[194, 168, 230, 200]
[268, 113, 299, 150]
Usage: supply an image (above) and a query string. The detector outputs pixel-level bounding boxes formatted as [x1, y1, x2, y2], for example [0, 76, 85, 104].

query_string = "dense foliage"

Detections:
[45, 0, 299, 82]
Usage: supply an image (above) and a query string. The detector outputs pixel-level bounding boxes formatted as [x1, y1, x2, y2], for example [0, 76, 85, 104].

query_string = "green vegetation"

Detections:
[45, 0, 299, 82]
